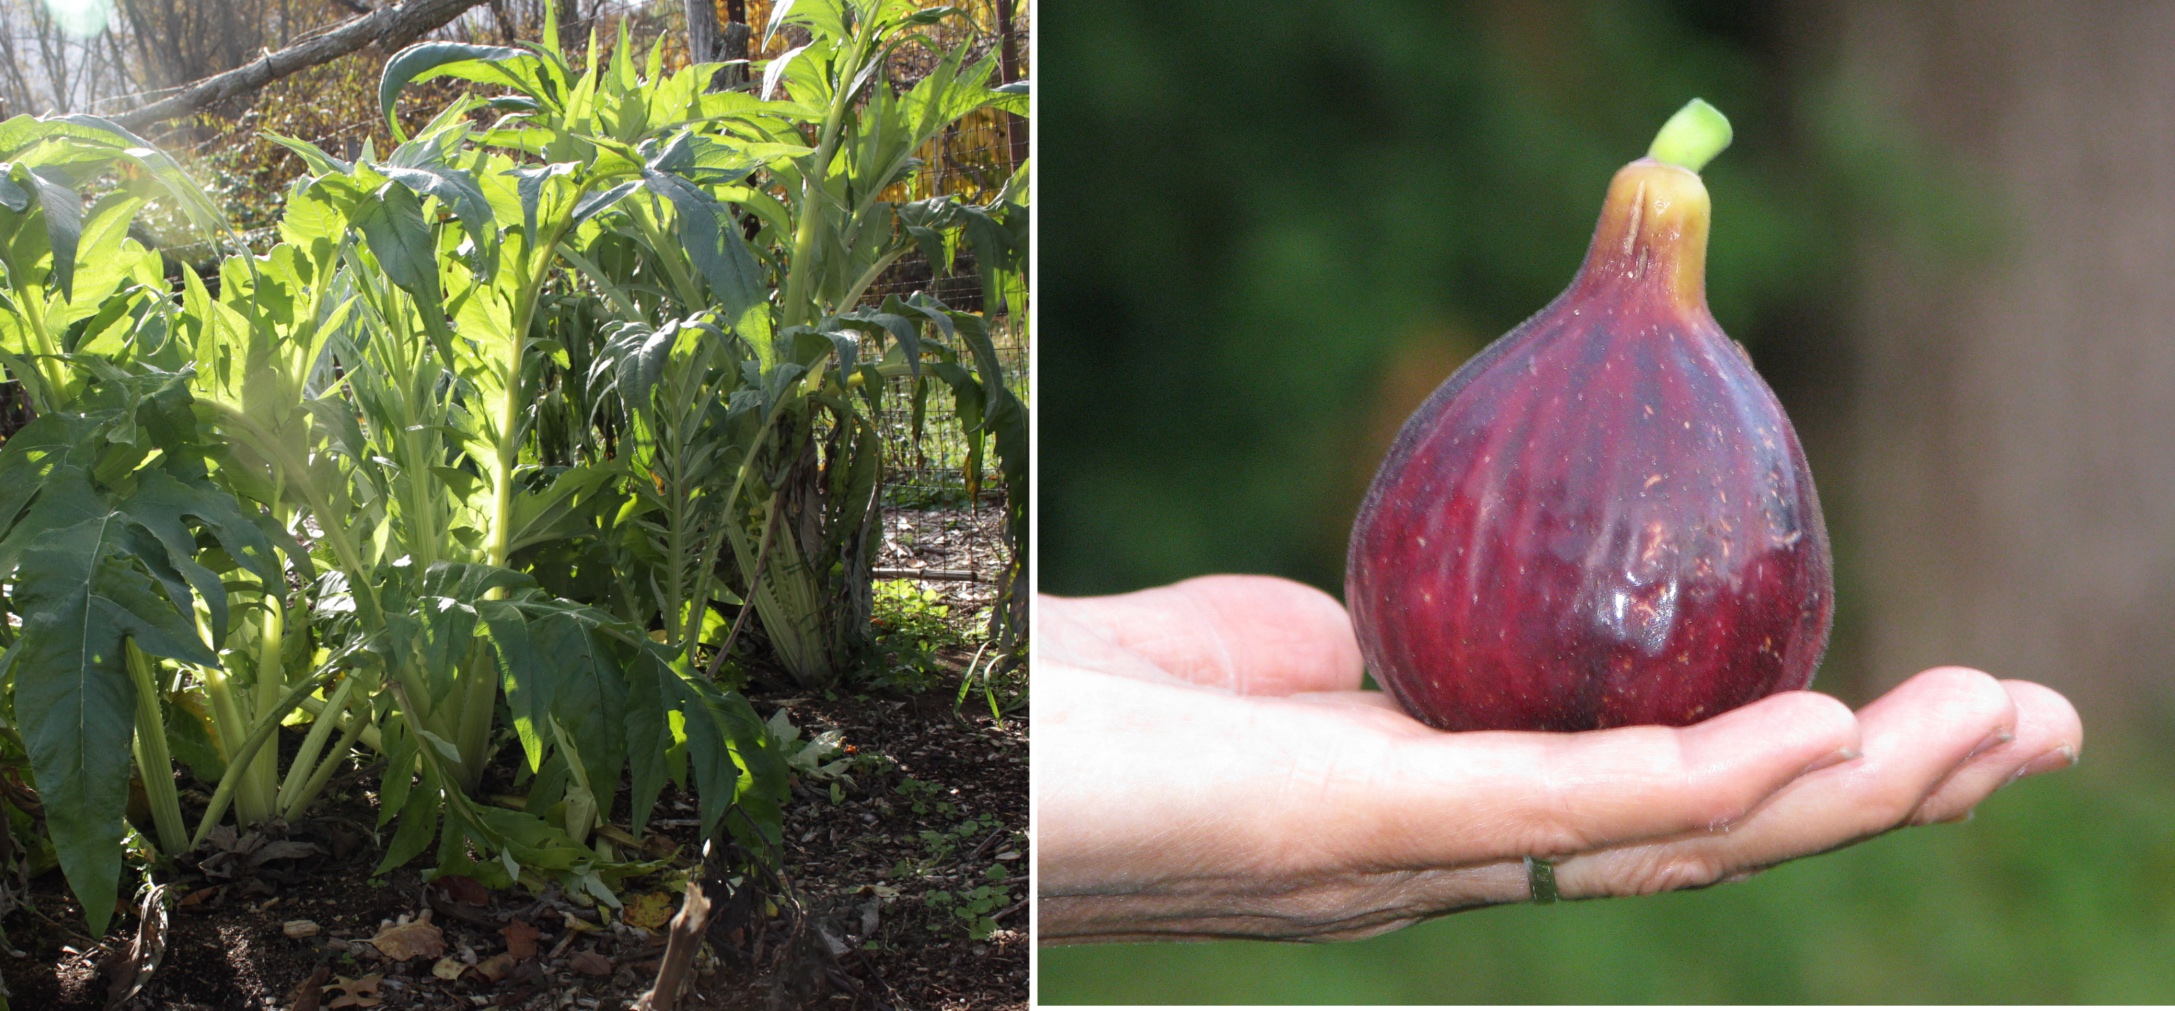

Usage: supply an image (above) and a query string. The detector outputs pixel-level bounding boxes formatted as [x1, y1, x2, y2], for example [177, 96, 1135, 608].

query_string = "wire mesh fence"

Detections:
[871, 320, 1027, 505]
[858, 5, 1029, 506]
[860, 219, 1029, 506]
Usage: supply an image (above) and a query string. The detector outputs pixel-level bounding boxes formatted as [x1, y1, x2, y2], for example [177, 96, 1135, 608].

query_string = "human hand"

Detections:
[1036, 575, 2082, 944]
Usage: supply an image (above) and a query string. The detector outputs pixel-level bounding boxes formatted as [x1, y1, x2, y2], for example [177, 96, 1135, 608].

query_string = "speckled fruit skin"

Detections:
[1346, 158, 1833, 732]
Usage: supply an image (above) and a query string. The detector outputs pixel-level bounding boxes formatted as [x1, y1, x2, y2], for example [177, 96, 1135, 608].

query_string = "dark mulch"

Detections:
[0, 505, 1026, 1011]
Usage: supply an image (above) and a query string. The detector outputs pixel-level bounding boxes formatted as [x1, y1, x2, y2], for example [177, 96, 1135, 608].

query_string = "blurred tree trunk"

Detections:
[1821, 0, 2175, 729]
[685, 0, 719, 67]
[683, 0, 747, 91]
[720, 0, 749, 88]
[996, 0, 1025, 169]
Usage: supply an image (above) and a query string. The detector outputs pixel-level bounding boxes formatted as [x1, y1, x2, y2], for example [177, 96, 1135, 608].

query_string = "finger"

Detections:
[1909, 679, 2082, 824]
[1038, 604, 1208, 688]
[1332, 689, 1860, 870]
[1556, 666, 2017, 898]
[1045, 575, 1366, 695]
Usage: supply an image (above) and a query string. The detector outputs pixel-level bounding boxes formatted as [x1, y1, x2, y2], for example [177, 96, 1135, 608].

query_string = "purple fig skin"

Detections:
[1346, 158, 1833, 732]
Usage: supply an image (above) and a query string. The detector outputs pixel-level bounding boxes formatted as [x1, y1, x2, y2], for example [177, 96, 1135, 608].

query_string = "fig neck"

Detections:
[1570, 159, 1712, 314]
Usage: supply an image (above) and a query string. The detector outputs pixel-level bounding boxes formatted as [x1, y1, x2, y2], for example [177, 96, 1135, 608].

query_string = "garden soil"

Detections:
[1, 502, 1026, 1011]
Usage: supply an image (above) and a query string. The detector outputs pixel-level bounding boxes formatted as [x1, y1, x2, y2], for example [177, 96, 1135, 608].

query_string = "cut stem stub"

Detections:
[1647, 98, 1733, 173]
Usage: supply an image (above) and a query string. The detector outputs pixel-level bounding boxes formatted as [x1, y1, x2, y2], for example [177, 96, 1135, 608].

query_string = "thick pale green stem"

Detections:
[779, 39, 869, 330]
[126, 643, 188, 855]
[463, 232, 568, 793]
[451, 640, 498, 793]
[243, 594, 287, 821]
[276, 673, 355, 814]
[484, 233, 567, 572]
[16, 282, 72, 413]
[298, 693, 383, 753]
[401, 426, 443, 571]
[190, 666, 348, 848]
[281, 700, 370, 820]
[664, 374, 708, 655]
[198, 658, 273, 827]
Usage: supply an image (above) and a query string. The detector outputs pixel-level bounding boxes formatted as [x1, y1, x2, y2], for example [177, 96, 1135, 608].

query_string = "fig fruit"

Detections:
[1346, 100, 1832, 732]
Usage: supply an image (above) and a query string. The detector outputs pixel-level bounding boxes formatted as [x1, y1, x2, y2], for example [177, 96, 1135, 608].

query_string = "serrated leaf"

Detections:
[0, 167, 25, 212]
[569, 179, 638, 229]
[510, 162, 576, 247]
[4, 463, 228, 937]
[478, 600, 544, 770]
[265, 131, 354, 177]
[377, 163, 498, 281]
[377, 760, 443, 873]
[832, 309, 921, 376]
[380, 42, 534, 135]
[23, 167, 81, 302]
[350, 184, 443, 304]
[990, 79, 1030, 117]
[640, 168, 766, 328]
[661, 658, 784, 845]
[760, 44, 811, 102]
[623, 645, 669, 836]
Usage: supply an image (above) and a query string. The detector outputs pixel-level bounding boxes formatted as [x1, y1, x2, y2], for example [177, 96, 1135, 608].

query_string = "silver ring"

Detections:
[1525, 856, 1559, 904]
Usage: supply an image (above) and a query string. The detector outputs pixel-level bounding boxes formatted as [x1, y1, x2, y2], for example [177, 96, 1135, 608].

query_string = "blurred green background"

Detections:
[1041, 0, 2175, 1003]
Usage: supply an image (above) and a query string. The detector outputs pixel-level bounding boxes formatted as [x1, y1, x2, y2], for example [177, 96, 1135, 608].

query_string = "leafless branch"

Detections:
[108, 0, 484, 130]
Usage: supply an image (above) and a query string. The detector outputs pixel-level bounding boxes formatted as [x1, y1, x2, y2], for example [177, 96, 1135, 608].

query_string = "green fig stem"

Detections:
[1647, 99, 1732, 173]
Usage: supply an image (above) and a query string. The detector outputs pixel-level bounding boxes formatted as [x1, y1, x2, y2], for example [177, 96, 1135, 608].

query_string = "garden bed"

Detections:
[0, 502, 1027, 1011]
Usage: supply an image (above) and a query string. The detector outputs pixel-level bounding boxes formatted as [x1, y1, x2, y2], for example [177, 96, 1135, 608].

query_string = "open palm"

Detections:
[1038, 575, 2081, 943]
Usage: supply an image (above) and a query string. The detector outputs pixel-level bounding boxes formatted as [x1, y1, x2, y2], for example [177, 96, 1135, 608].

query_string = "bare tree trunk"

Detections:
[685, 0, 747, 92]
[685, 0, 719, 64]
[996, 0, 1025, 170]
[1823, 0, 2175, 730]
[486, 0, 517, 44]
[721, 25, 749, 74]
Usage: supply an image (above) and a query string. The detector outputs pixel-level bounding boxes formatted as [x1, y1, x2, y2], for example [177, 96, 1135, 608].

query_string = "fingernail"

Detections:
[1967, 727, 2016, 760]
[1801, 746, 1860, 776]
[2009, 745, 2079, 783]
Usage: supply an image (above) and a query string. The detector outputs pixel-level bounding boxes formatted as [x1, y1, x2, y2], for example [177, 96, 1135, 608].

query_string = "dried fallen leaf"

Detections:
[472, 950, 519, 982]
[432, 874, 489, 905]
[369, 914, 446, 961]
[248, 839, 322, 864]
[283, 919, 322, 939]
[501, 919, 541, 960]
[324, 973, 383, 1009]
[568, 950, 613, 976]
[289, 965, 331, 1011]
[623, 891, 675, 930]
[105, 882, 170, 1008]
[431, 955, 466, 980]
